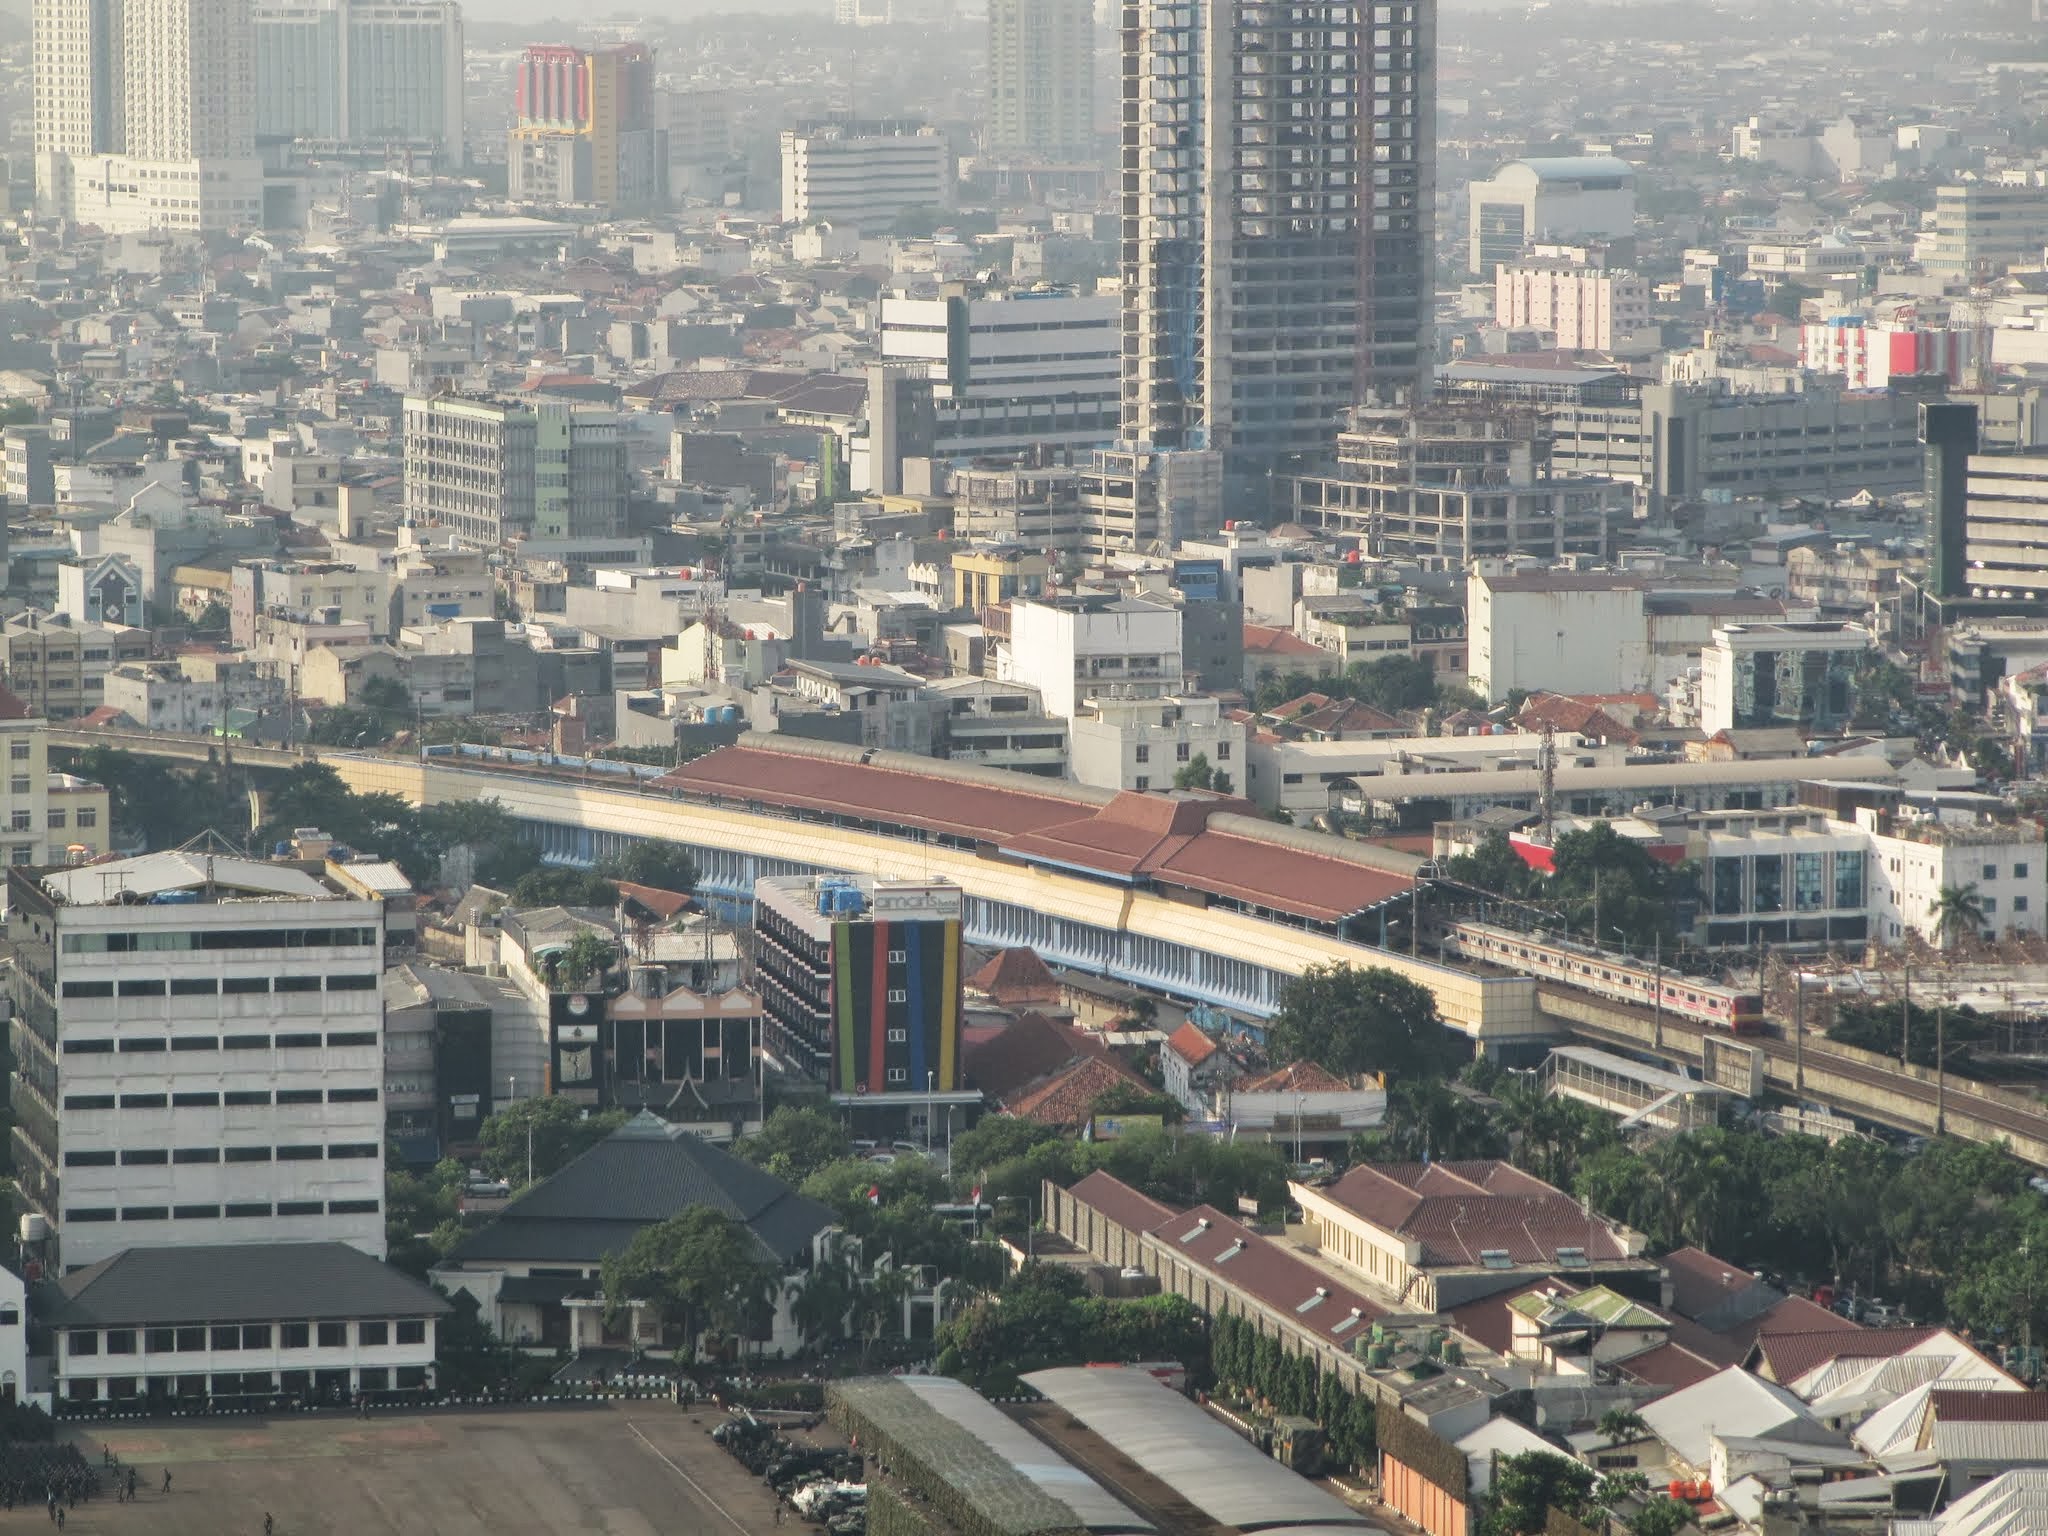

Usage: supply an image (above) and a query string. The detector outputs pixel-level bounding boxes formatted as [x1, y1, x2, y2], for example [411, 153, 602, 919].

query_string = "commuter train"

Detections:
[1440, 920, 1766, 1034]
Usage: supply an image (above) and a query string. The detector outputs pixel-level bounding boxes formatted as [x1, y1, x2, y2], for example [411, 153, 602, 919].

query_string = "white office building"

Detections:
[1862, 807, 2048, 946]
[998, 593, 1185, 721]
[780, 121, 950, 226]
[1468, 157, 1637, 276]
[877, 286, 1120, 458]
[8, 851, 388, 1274]
[1069, 694, 1242, 794]
[1697, 621, 1872, 736]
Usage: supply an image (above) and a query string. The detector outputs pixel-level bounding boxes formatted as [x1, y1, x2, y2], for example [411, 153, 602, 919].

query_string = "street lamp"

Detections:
[925, 1070, 935, 1156]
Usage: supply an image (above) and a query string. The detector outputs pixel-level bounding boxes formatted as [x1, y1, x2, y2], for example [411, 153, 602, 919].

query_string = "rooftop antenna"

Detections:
[1539, 721, 1557, 841]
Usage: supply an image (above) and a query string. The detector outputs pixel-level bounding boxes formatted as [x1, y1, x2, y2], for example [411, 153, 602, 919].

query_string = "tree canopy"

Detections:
[478, 1098, 627, 1186]
[601, 1206, 779, 1348]
[1267, 963, 1456, 1081]
[738, 1107, 854, 1187]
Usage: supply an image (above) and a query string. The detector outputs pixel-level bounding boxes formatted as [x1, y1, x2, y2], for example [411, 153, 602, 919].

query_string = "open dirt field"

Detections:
[30, 1403, 799, 1536]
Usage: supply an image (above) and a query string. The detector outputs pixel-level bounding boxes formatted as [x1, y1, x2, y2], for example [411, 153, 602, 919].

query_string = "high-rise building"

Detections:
[30, 0, 123, 214]
[507, 41, 666, 211]
[1120, 0, 1432, 484]
[38, 0, 263, 230]
[252, 0, 464, 156]
[986, 0, 1094, 163]
[7, 851, 389, 1274]
[751, 875, 964, 1095]
[779, 120, 951, 225]
[402, 395, 629, 550]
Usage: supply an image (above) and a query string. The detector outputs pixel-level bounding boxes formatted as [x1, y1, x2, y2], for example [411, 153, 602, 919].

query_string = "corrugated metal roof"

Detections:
[897, 1376, 1154, 1534]
[1638, 1365, 1826, 1470]
[1023, 1366, 1372, 1534]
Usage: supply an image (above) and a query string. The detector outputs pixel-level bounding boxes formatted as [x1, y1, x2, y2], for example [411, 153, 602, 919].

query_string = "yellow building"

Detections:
[46, 773, 109, 862]
[951, 547, 1050, 613]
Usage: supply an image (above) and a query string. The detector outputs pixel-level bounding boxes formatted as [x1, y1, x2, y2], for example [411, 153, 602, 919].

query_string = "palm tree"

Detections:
[1931, 883, 1988, 949]
[1597, 1408, 1650, 1446]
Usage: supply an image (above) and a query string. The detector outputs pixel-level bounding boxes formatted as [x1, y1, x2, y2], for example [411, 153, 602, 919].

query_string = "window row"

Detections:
[64, 1032, 380, 1052]
[61, 928, 379, 955]
[67, 1318, 428, 1356]
[62, 976, 378, 998]
[63, 1365, 431, 1402]
[64, 1143, 379, 1166]
[61, 1088, 380, 1109]
[65, 1199, 380, 1222]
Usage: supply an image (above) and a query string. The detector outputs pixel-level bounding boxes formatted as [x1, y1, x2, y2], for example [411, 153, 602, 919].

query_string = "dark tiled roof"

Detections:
[39, 1242, 448, 1328]
[0, 684, 32, 721]
[1928, 1389, 2048, 1423]
[1613, 1340, 1721, 1393]
[1066, 1168, 1179, 1232]
[963, 1011, 1108, 1100]
[1447, 1280, 1569, 1355]
[1711, 1294, 1858, 1364]
[1146, 1201, 1387, 1347]
[444, 1111, 831, 1267]
[1661, 1246, 1778, 1323]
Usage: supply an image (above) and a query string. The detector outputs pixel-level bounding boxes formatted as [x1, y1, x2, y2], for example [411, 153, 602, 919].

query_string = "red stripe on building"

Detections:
[869, 922, 890, 1095]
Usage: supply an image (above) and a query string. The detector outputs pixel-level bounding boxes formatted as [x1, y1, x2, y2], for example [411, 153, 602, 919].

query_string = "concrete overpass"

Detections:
[51, 726, 2048, 1165]
[1536, 986, 2048, 1166]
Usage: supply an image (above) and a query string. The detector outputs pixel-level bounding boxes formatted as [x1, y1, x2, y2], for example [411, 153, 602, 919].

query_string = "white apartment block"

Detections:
[877, 287, 1121, 457]
[1862, 809, 2048, 945]
[1069, 694, 1241, 794]
[8, 851, 388, 1274]
[780, 121, 950, 225]
[1467, 565, 1651, 702]
[63, 0, 264, 232]
[1494, 258, 1650, 353]
[999, 593, 1184, 721]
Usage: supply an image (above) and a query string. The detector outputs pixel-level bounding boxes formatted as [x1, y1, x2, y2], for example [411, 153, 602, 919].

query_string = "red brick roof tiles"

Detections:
[1165, 1021, 1220, 1067]
[1146, 1201, 1387, 1345]
[1320, 1160, 1633, 1267]
[1614, 1341, 1722, 1394]
[1001, 1053, 1150, 1129]
[967, 947, 1062, 1003]
[1754, 1326, 1941, 1385]
[665, 744, 1414, 926]
[1237, 1061, 1351, 1093]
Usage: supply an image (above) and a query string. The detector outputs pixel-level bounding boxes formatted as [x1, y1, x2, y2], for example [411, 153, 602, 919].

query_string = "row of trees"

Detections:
[65, 752, 700, 902]
[1207, 1311, 1377, 1472]
[1251, 654, 1486, 718]
[935, 1264, 1208, 1394]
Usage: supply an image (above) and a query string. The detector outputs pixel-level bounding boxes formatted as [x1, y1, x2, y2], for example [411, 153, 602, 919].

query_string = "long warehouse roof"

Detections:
[1023, 1365, 1374, 1535]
